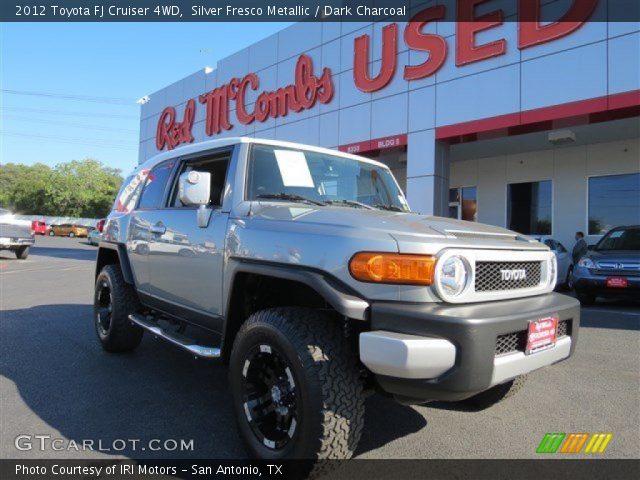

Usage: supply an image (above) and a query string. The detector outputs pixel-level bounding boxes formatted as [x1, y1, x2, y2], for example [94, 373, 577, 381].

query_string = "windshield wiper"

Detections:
[325, 199, 375, 210]
[256, 193, 326, 206]
[373, 204, 404, 212]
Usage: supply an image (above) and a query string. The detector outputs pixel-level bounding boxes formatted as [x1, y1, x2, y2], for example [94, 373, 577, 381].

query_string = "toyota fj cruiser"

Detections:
[94, 137, 580, 461]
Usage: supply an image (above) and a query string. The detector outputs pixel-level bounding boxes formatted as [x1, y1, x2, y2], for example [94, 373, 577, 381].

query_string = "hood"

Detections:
[249, 203, 545, 253]
[587, 249, 640, 262]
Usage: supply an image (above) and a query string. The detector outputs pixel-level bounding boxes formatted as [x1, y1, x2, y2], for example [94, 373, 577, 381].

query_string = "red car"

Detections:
[31, 220, 49, 235]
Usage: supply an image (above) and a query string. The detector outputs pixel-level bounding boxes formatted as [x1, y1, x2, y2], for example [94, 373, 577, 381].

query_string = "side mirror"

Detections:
[179, 171, 213, 228]
[179, 170, 211, 206]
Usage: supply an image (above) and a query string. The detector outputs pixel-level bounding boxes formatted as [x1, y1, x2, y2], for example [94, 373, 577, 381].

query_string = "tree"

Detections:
[0, 159, 123, 218]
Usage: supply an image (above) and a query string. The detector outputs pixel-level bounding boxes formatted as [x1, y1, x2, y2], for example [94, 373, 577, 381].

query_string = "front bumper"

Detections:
[573, 267, 640, 296]
[360, 292, 579, 403]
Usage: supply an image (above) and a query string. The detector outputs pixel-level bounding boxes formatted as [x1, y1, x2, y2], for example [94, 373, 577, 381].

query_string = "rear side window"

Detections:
[138, 161, 176, 209]
[114, 170, 147, 213]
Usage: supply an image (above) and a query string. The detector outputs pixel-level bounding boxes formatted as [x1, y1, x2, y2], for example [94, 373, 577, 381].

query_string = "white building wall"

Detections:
[449, 138, 640, 248]
[137, 4, 639, 219]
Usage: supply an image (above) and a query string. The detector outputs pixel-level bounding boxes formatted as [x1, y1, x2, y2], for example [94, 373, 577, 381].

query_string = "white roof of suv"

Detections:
[139, 137, 388, 171]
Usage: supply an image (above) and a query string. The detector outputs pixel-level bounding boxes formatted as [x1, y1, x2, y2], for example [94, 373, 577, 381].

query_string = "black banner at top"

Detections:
[2, 0, 640, 22]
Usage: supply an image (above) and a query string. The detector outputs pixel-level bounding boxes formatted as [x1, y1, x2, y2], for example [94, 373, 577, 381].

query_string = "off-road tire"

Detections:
[229, 307, 364, 463]
[457, 375, 527, 410]
[94, 264, 143, 352]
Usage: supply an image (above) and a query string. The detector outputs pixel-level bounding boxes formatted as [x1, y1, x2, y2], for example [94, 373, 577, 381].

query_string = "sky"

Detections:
[0, 22, 291, 174]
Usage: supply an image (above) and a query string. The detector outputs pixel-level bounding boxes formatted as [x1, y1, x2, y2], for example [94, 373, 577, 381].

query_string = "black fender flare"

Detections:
[95, 242, 135, 285]
[226, 259, 370, 322]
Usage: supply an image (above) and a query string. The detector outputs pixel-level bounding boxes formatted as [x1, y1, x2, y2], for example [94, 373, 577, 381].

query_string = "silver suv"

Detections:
[94, 137, 580, 461]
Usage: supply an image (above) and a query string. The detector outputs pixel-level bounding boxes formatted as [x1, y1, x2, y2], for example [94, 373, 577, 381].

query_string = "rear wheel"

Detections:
[15, 246, 29, 260]
[94, 264, 143, 352]
[69, 232, 75, 238]
[229, 307, 364, 462]
[457, 375, 527, 410]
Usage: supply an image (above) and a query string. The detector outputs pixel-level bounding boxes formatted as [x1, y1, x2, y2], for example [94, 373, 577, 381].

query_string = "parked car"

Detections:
[88, 229, 102, 245]
[49, 224, 89, 238]
[94, 138, 579, 463]
[0, 208, 35, 259]
[31, 220, 49, 235]
[88, 219, 106, 245]
[535, 237, 573, 289]
[572, 225, 640, 304]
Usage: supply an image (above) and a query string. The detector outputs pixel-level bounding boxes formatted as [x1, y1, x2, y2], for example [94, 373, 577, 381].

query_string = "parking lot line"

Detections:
[581, 307, 640, 317]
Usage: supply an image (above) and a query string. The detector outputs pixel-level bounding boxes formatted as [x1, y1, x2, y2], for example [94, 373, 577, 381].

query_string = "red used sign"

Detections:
[353, 0, 597, 92]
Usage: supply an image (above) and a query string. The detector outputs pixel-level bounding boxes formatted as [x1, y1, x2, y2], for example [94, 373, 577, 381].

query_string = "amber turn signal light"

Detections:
[349, 252, 436, 285]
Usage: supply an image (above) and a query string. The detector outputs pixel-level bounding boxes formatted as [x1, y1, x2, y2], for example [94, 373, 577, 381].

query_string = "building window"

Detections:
[448, 186, 477, 221]
[588, 173, 640, 235]
[507, 180, 552, 235]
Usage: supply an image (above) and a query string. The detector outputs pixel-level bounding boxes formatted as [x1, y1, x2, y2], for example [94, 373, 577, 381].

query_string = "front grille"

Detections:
[495, 331, 527, 356]
[0, 224, 31, 238]
[557, 320, 570, 338]
[475, 261, 542, 292]
[495, 320, 571, 356]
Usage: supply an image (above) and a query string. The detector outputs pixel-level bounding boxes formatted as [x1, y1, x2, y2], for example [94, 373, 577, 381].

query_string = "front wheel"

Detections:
[15, 246, 29, 259]
[94, 264, 143, 352]
[229, 307, 364, 462]
[69, 232, 75, 238]
[49, 230, 55, 236]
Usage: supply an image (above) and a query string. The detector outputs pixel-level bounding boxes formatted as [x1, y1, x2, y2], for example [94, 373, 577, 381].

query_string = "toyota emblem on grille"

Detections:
[500, 269, 527, 281]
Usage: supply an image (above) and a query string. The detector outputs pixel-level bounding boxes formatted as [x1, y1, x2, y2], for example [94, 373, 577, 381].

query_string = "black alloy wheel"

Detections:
[95, 280, 113, 337]
[241, 343, 299, 450]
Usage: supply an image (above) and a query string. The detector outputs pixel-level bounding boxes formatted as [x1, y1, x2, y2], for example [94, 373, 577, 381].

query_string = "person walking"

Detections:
[572, 231, 588, 265]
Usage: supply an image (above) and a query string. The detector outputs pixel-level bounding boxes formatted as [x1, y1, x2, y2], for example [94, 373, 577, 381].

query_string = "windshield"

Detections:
[595, 227, 640, 251]
[247, 144, 409, 211]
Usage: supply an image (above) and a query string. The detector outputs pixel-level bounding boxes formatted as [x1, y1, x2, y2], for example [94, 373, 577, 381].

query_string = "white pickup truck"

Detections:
[0, 208, 34, 259]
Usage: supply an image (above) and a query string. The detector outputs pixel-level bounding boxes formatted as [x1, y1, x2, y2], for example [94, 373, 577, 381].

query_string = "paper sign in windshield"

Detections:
[274, 150, 314, 188]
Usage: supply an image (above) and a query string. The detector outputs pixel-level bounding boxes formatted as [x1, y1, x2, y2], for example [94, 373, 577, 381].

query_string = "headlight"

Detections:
[548, 254, 558, 286]
[578, 257, 596, 268]
[436, 255, 469, 298]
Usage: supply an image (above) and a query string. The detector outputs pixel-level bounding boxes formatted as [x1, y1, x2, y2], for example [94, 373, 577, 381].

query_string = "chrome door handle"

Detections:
[150, 225, 166, 235]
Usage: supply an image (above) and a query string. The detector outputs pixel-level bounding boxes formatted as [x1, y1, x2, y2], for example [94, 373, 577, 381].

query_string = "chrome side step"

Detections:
[129, 313, 221, 359]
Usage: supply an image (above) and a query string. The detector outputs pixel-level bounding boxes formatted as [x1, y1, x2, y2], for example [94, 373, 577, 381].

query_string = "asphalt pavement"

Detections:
[1, 236, 638, 460]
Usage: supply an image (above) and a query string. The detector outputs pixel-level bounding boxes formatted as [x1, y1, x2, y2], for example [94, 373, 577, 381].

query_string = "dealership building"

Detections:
[138, 2, 639, 249]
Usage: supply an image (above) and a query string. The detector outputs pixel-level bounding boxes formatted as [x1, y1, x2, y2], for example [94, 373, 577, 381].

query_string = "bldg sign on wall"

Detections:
[155, 0, 598, 151]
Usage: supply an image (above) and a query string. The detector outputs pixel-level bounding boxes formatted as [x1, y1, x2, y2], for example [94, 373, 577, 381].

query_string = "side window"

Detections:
[138, 161, 176, 209]
[171, 154, 230, 207]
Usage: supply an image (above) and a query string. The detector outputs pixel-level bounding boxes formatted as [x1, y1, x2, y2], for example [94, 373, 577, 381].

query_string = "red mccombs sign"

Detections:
[156, 54, 332, 151]
[156, 0, 597, 151]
